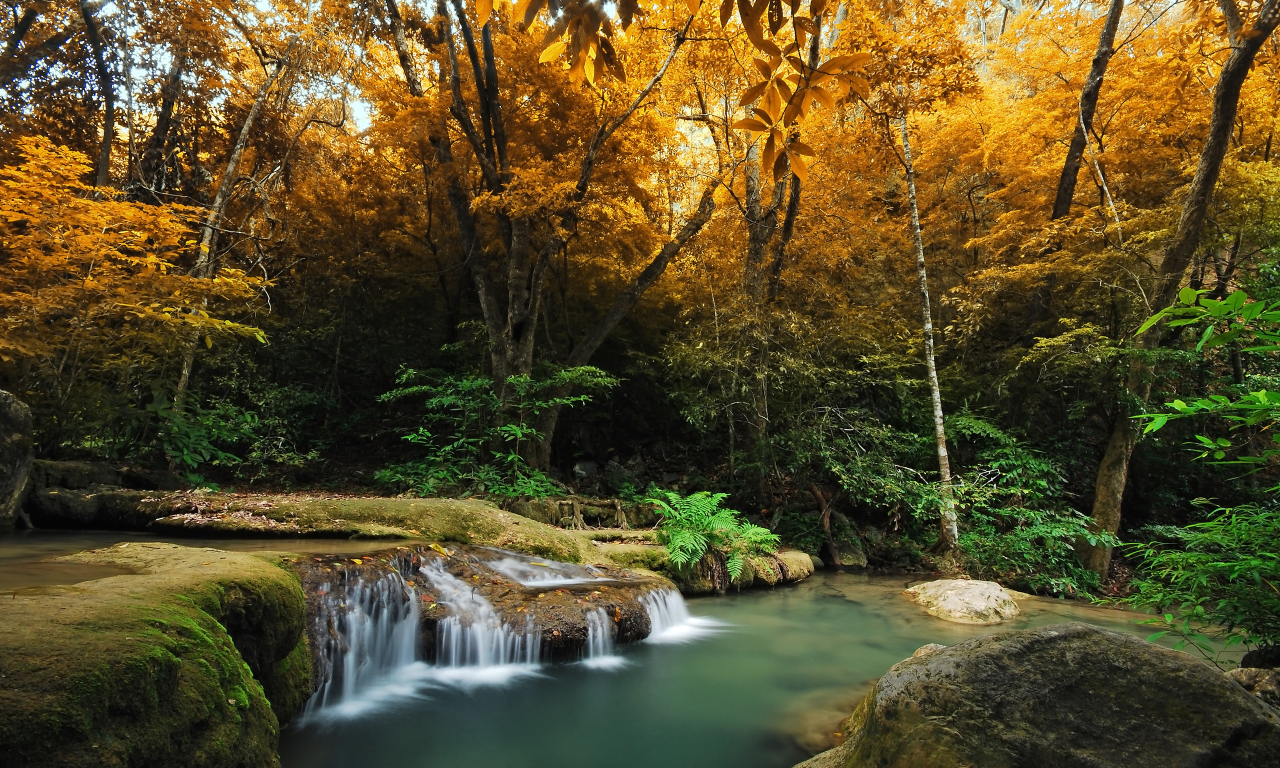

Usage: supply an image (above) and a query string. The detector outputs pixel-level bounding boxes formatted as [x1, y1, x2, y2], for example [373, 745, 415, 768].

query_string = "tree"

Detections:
[0, 137, 262, 451]
[378, 0, 721, 468]
[840, 0, 978, 551]
[1050, 0, 1124, 220]
[1083, 0, 1280, 576]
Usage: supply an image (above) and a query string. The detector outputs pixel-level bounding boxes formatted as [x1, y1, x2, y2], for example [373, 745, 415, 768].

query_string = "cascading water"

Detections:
[298, 549, 723, 722]
[422, 559, 541, 670]
[642, 588, 725, 644]
[582, 608, 626, 669]
[303, 569, 420, 719]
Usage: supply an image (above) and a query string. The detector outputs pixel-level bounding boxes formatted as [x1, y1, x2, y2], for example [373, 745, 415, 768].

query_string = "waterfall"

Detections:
[582, 608, 626, 669]
[422, 560, 541, 669]
[303, 569, 420, 719]
[298, 551, 724, 722]
[641, 589, 725, 644]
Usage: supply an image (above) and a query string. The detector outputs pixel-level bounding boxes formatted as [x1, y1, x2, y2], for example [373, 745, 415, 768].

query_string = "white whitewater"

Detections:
[582, 608, 627, 669]
[422, 559, 542, 670]
[301, 563, 722, 721]
[302, 571, 420, 720]
[642, 589, 726, 644]
[483, 551, 611, 588]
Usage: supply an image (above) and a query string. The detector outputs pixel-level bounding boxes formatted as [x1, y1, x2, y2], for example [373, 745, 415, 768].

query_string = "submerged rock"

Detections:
[0, 543, 312, 768]
[795, 622, 1280, 768]
[904, 579, 1021, 624]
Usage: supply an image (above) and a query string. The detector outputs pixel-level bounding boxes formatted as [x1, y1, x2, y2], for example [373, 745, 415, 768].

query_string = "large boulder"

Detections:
[904, 579, 1021, 624]
[0, 543, 313, 768]
[0, 389, 34, 531]
[796, 623, 1280, 768]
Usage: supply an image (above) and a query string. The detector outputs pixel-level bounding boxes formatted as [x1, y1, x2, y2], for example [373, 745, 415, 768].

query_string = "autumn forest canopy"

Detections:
[6, 0, 1280, 619]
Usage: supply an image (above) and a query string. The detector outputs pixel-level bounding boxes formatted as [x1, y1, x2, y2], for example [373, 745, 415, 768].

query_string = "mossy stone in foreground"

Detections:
[797, 622, 1280, 768]
[0, 543, 312, 768]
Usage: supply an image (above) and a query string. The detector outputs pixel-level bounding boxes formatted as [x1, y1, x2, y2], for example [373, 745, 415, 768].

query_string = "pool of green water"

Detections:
[279, 571, 1162, 768]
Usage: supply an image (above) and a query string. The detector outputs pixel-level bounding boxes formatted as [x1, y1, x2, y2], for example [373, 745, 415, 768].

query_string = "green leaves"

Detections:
[647, 490, 780, 576]
[1124, 503, 1280, 658]
[377, 367, 618, 498]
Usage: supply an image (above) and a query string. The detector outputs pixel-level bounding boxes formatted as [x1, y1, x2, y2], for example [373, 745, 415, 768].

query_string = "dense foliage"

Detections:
[1126, 503, 1280, 655]
[6, 0, 1280, 598]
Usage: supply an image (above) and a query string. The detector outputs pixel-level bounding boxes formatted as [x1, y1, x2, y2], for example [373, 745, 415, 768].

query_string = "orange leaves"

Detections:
[0, 137, 264, 363]
[523, 0, 628, 85]
[729, 34, 870, 181]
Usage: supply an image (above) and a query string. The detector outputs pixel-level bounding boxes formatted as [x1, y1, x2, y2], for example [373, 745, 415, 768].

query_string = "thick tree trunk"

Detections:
[901, 115, 959, 552]
[80, 0, 114, 188]
[1050, 0, 1124, 220]
[0, 390, 34, 531]
[135, 56, 185, 198]
[1082, 0, 1280, 576]
[526, 184, 718, 469]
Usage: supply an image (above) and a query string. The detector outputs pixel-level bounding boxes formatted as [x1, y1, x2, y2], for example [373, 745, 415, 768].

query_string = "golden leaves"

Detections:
[522, 0, 628, 85]
[0, 137, 265, 365]
[729, 36, 870, 181]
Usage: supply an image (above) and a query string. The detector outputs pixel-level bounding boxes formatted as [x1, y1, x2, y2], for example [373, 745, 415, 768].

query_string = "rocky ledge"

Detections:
[0, 543, 313, 768]
[796, 622, 1280, 768]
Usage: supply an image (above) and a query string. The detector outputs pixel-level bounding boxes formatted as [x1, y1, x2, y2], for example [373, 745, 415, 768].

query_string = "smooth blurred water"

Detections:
[280, 571, 1162, 768]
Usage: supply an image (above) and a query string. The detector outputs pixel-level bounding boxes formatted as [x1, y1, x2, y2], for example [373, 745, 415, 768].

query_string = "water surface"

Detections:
[280, 571, 1162, 768]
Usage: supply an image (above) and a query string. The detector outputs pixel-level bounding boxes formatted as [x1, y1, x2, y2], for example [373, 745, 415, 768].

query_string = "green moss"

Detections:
[0, 544, 313, 768]
[598, 542, 670, 573]
[143, 495, 595, 563]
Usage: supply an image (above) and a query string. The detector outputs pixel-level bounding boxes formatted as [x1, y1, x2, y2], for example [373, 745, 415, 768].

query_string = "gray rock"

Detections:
[603, 459, 639, 494]
[0, 390, 34, 531]
[796, 623, 1280, 768]
[29, 458, 119, 490]
[1228, 666, 1280, 708]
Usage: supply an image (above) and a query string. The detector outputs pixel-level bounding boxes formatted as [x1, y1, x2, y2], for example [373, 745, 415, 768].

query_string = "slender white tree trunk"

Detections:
[900, 115, 959, 552]
[175, 35, 298, 409]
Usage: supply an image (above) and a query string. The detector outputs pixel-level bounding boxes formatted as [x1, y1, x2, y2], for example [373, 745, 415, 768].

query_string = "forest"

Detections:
[3, 0, 1280, 764]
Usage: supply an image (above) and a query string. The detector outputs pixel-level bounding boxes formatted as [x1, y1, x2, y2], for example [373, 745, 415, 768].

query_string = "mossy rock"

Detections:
[669, 547, 816, 594]
[796, 623, 1280, 768]
[0, 543, 312, 768]
[28, 492, 596, 565]
[596, 542, 670, 572]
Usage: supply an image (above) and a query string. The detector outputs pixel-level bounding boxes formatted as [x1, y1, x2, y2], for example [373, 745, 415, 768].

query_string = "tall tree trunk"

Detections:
[901, 115, 959, 552]
[80, 0, 114, 188]
[1082, 0, 1280, 576]
[174, 37, 298, 409]
[385, 0, 715, 470]
[1050, 0, 1124, 220]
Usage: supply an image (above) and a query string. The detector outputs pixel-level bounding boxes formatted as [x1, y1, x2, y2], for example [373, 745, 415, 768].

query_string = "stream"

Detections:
[0, 530, 1173, 768]
[280, 569, 1160, 768]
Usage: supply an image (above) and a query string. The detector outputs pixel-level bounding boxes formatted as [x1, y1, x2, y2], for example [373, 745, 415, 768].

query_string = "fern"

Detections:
[647, 490, 780, 579]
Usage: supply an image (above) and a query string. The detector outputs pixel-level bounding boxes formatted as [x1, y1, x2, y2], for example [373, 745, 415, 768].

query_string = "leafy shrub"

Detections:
[1124, 502, 1280, 656]
[949, 414, 1117, 596]
[647, 490, 780, 579]
[376, 367, 617, 498]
